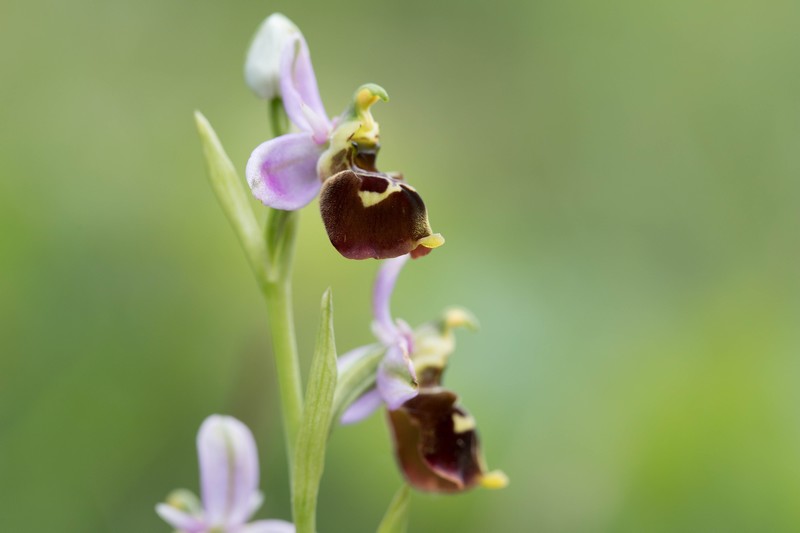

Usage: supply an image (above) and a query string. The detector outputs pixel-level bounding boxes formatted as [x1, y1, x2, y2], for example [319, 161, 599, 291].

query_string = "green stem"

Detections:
[269, 97, 289, 138]
[263, 276, 304, 466]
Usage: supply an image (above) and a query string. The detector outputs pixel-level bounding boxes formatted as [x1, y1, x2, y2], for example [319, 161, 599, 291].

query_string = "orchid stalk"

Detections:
[164, 11, 506, 533]
[194, 106, 328, 532]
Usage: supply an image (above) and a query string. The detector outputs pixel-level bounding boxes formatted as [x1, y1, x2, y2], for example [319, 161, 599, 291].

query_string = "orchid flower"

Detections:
[156, 415, 294, 533]
[244, 15, 444, 260]
[337, 257, 508, 492]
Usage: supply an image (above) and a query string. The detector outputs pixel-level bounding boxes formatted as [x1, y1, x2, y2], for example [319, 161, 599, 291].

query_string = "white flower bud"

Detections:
[244, 13, 300, 100]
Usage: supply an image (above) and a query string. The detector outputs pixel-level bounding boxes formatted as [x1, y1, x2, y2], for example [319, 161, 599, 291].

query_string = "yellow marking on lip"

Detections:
[417, 233, 445, 249]
[452, 413, 476, 433]
[357, 181, 403, 207]
[480, 470, 509, 489]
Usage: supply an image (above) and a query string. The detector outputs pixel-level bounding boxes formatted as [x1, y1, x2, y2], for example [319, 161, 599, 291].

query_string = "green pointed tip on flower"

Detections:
[355, 83, 389, 107]
[316, 84, 389, 178]
[164, 489, 202, 515]
[441, 307, 479, 333]
[342, 83, 389, 148]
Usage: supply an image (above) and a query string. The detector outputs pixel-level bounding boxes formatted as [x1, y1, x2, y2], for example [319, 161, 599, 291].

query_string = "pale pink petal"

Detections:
[249, 492, 265, 516]
[246, 132, 323, 211]
[197, 416, 260, 526]
[241, 520, 296, 533]
[371, 255, 409, 344]
[279, 34, 330, 141]
[376, 344, 418, 410]
[155, 504, 206, 533]
[341, 388, 384, 424]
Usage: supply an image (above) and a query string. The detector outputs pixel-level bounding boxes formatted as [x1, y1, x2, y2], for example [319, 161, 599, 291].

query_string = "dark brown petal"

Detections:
[387, 389, 486, 493]
[319, 169, 442, 260]
[352, 144, 379, 173]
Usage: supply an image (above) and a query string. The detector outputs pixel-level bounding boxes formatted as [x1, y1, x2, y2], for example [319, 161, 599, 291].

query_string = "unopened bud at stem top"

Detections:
[245, 13, 301, 100]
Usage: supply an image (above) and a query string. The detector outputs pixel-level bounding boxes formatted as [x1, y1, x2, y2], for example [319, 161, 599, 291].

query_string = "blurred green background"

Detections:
[2, 0, 799, 531]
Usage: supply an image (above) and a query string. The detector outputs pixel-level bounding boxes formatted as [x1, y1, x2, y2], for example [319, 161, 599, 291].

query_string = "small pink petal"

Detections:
[197, 415, 260, 526]
[371, 255, 409, 343]
[246, 132, 323, 211]
[241, 520, 296, 533]
[155, 504, 206, 533]
[377, 344, 418, 410]
[341, 388, 384, 425]
[279, 34, 330, 139]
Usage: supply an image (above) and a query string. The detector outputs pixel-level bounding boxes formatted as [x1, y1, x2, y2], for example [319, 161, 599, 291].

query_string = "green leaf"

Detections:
[376, 485, 411, 533]
[293, 288, 338, 533]
[193, 111, 270, 289]
[331, 344, 385, 427]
